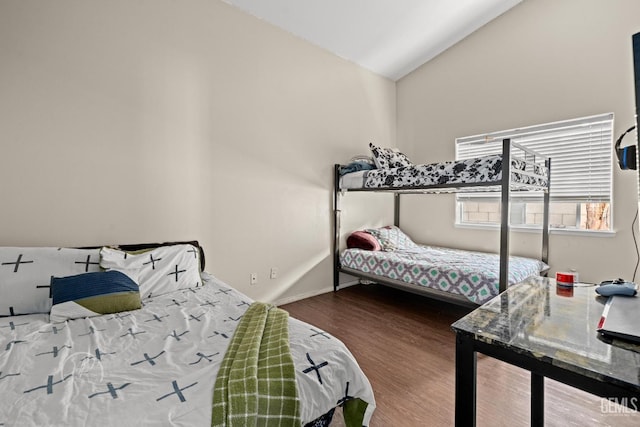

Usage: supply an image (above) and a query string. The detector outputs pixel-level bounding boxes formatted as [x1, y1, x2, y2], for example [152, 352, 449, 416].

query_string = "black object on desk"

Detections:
[451, 276, 640, 427]
[597, 295, 640, 343]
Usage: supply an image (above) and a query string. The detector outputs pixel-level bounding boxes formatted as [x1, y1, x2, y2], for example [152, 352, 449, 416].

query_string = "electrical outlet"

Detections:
[270, 267, 278, 279]
[250, 273, 258, 285]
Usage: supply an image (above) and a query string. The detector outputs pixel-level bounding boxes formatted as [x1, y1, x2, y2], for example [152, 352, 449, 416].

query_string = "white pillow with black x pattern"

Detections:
[0, 247, 102, 316]
[99, 244, 202, 299]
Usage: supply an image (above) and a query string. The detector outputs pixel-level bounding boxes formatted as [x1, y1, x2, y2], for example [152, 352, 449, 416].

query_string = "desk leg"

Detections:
[531, 373, 544, 427]
[455, 334, 477, 427]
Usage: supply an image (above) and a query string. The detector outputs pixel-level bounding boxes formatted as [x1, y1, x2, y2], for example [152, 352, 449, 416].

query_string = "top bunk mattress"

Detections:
[339, 155, 548, 191]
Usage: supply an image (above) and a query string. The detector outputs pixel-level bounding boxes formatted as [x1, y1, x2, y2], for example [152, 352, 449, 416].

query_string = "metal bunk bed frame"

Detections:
[333, 138, 551, 307]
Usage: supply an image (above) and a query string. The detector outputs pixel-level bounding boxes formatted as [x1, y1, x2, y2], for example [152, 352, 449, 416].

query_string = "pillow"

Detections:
[49, 270, 141, 322]
[369, 142, 413, 169]
[346, 231, 381, 251]
[349, 155, 376, 166]
[107, 240, 205, 271]
[0, 247, 102, 316]
[100, 243, 202, 299]
[365, 226, 420, 251]
[339, 161, 376, 176]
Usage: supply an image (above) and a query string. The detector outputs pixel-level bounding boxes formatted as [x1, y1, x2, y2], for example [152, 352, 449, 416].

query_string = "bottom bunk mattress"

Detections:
[0, 272, 374, 426]
[340, 245, 548, 305]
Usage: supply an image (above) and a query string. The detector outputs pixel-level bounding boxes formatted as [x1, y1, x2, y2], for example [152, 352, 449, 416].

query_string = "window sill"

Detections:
[454, 222, 616, 237]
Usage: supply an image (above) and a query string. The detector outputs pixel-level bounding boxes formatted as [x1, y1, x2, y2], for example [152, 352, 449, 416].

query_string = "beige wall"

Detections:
[397, 0, 640, 283]
[0, 0, 396, 303]
[6, 0, 635, 300]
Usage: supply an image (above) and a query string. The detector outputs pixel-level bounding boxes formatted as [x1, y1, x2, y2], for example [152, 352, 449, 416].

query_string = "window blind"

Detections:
[455, 113, 613, 202]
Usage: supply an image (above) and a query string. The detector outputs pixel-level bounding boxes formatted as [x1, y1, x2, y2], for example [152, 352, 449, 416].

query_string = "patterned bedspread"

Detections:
[0, 273, 375, 426]
[340, 155, 548, 190]
[340, 246, 548, 305]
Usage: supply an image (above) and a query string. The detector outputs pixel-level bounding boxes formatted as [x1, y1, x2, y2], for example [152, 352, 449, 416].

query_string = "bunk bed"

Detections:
[333, 138, 551, 307]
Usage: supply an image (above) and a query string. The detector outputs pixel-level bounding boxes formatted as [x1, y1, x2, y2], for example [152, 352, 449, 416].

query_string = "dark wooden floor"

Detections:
[281, 284, 640, 427]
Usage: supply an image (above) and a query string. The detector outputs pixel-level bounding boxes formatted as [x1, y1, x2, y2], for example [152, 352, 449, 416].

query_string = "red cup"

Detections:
[556, 272, 575, 286]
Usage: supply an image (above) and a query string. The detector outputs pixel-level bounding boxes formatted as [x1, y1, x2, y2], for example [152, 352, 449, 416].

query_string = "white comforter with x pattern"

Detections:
[0, 273, 375, 426]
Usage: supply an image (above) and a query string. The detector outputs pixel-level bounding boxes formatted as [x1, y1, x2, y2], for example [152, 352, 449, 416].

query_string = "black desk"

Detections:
[451, 276, 640, 426]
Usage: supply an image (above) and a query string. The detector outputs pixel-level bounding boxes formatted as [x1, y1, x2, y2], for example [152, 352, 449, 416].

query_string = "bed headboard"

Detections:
[80, 240, 206, 271]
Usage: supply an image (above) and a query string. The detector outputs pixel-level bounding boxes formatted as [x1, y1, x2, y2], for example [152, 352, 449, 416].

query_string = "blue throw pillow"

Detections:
[50, 270, 141, 322]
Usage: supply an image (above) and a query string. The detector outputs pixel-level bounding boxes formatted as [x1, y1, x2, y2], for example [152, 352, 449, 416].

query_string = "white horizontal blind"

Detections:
[455, 113, 613, 202]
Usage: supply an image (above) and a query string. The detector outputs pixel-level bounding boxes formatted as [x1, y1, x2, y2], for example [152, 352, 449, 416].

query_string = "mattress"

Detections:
[340, 245, 548, 305]
[0, 272, 375, 426]
[339, 155, 548, 190]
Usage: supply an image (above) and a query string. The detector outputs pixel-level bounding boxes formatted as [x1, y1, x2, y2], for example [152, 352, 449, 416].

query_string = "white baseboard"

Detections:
[274, 280, 360, 306]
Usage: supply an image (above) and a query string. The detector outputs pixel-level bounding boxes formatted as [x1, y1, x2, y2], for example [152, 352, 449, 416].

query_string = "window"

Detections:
[455, 113, 614, 232]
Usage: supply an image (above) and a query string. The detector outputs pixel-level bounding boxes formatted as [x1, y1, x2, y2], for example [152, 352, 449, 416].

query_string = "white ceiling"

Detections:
[223, 0, 522, 81]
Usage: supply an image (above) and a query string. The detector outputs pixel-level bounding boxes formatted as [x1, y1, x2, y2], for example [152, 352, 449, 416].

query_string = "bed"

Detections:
[333, 139, 551, 306]
[0, 242, 375, 426]
[340, 227, 548, 306]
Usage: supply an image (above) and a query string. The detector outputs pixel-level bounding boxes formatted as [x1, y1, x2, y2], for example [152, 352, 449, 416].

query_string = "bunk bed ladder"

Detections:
[499, 139, 552, 291]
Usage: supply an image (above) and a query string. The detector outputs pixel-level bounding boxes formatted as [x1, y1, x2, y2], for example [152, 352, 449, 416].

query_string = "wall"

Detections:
[0, 0, 396, 303]
[397, 0, 640, 283]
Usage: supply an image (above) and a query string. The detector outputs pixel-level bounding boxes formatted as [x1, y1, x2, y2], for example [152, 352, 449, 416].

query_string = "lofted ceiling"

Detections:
[223, 0, 523, 81]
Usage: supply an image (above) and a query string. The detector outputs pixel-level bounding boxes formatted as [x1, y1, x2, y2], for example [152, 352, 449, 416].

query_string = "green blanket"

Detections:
[212, 302, 300, 427]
